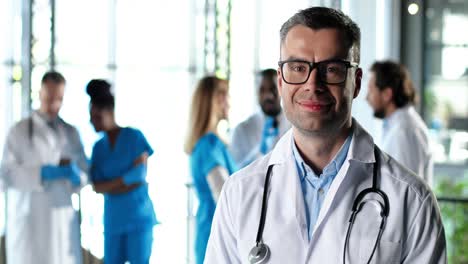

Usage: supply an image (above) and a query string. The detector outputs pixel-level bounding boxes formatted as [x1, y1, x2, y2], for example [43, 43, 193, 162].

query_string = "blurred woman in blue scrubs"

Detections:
[184, 76, 237, 264]
[86, 79, 158, 264]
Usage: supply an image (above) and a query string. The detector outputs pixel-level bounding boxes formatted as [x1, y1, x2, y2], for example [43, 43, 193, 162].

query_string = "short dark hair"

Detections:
[279, 7, 361, 62]
[370, 60, 416, 107]
[41, 71, 66, 85]
[259, 69, 277, 79]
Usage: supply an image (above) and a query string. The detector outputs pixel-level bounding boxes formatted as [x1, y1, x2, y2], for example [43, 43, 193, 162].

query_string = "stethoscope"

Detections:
[248, 147, 390, 264]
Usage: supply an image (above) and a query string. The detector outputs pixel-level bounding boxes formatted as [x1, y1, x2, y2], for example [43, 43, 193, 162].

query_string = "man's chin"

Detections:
[262, 107, 281, 117]
[373, 111, 385, 119]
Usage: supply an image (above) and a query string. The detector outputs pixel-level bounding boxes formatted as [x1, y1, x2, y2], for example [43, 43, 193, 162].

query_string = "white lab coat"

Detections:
[0, 111, 88, 264]
[230, 111, 290, 167]
[378, 105, 433, 185]
[206, 119, 446, 264]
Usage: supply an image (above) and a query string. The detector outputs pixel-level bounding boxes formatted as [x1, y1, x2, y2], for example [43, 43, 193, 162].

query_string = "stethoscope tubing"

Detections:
[250, 146, 390, 264]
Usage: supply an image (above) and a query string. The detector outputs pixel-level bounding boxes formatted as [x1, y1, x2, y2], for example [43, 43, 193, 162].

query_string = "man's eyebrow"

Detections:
[280, 56, 348, 63]
[282, 56, 307, 61]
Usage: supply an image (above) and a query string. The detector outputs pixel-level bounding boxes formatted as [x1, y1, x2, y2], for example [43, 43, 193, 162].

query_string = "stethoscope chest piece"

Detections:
[248, 243, 270, 264]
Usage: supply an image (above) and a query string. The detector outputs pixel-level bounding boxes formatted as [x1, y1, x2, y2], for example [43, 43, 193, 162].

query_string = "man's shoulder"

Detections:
[381, 150, 432, 201]
[59, 119, 80, 135]
[235, 113, 263, 130]
[224, 153, 271, 192]
[8, 117, 32, 135]
[393, 107, 428, 130]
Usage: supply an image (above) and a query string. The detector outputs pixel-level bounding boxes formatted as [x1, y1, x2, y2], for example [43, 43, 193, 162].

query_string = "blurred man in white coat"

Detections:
[231, 69, 290, 168]
[1, 71, 88, 264]
[366, 60, 433, 185]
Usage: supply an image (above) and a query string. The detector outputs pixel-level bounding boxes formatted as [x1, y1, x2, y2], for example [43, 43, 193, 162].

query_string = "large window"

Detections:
[424, 0, 468, 166]
[423, 1, 468, 262]
[0, 0, 24, 241]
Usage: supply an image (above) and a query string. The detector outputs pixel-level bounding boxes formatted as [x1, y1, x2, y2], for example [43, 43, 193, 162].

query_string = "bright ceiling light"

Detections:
[408, 3, 419, 15]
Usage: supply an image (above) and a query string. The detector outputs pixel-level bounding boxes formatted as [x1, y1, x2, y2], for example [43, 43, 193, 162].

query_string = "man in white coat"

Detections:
[1, 71, 88, 264]
[205, 7, 446, 263]
[231, 69, 290, 168]
[366, 60, 433, 185]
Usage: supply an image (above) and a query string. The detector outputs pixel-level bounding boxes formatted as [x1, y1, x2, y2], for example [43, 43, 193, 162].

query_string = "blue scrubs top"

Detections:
[189, 132, 237, 264]
[91, 127, 158, 235]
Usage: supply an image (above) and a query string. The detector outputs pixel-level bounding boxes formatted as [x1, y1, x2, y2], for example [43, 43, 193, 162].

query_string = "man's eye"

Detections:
[288, 64, 307, 72]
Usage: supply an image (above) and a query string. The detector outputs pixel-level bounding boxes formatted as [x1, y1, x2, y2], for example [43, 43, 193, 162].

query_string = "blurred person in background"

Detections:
[0, 71, 87, 264]
[230, 69, 290, 168]
[184, 76, 237, 264]
[366, 60, 433, 185]
[87, 79, 158, 264]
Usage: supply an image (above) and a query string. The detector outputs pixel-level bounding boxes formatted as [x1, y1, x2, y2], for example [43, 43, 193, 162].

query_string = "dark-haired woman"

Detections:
[86, 79, 157, 264]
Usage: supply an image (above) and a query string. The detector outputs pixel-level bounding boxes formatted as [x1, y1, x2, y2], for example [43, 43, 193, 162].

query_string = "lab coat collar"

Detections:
[267, 118, 377, 243]
[347, 118, 376, 164]
[268, 118, 375, 166]
[32, 110, 64, 127]
[384, 105, 413, 127]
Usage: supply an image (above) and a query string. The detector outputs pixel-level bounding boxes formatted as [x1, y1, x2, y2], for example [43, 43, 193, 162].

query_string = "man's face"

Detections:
[259, 76, 281, 117]
[366, 72, 387, 119]
[39, 81, 65, 119]
[278, 25, 361, 136]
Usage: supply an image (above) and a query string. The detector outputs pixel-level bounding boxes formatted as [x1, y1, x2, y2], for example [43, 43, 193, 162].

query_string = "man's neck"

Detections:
[293, 124, 352, 174]
[384, 103, 398, 118]
[37, 109, 57, 121]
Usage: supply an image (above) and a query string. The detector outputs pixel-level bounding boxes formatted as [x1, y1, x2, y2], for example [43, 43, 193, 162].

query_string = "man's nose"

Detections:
[303, 69, 324, 93]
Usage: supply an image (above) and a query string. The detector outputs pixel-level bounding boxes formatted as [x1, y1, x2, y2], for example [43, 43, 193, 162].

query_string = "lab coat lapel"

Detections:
[31, 112, 61, 163]
[312, 120, 376, 237]
[269, 129, 310, 244]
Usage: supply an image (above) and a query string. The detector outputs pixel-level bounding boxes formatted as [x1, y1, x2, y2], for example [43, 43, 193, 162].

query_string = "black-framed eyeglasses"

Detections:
[278, 59, 359, 85]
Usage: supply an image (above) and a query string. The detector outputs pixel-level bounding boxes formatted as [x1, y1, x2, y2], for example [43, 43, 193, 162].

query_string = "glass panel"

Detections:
[425, 1, 468, 263]
[425, 1, 468, 164]
[55, 0, 110, 66]
[115, 0, 189, 69]
[0, 0, 23, 238]
[32, 0, 51, 65]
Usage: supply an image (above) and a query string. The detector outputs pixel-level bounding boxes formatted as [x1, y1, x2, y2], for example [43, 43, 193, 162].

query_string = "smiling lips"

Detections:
[297, 100, 332, 112]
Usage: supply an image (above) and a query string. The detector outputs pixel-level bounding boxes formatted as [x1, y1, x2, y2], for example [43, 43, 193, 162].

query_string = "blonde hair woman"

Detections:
[185, 76, 237, 264]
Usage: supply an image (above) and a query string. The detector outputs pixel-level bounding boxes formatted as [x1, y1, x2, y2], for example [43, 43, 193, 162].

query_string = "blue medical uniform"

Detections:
[91, 127, 158, 264]
[190, 132, 237, 264]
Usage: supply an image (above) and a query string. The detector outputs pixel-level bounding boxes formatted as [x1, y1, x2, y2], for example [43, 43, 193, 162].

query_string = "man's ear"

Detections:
[382, 87, 393, 103]
[277, 68, 283, 98]
[353, 68, 362, 98]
